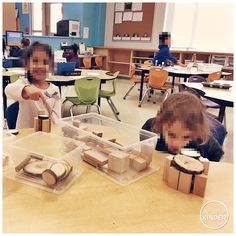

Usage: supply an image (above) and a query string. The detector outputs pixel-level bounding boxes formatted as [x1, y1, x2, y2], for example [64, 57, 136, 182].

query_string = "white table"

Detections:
[181, 80, 234, 122]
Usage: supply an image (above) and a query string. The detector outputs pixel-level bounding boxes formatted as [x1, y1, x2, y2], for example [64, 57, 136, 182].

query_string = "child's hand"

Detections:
[22, 86, 46, 104]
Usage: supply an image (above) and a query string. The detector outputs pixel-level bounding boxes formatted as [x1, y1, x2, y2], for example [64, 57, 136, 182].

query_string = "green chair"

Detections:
[63, 77, 101, 117]
[10, 74, 23, 83]
[99, 71, 120, 121]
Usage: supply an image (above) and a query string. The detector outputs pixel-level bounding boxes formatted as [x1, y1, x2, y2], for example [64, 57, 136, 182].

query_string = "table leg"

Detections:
[139, 70, 145, 101]
[218, 106, 226, 123]
[171, 76, 176, 93]
[3, 76, 11, 118]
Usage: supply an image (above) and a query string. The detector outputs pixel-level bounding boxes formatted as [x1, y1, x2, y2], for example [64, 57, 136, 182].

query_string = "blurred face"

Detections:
[27, 49, 50, 82]
[164, 36, 171, 46]
[163, 120, 193, 154]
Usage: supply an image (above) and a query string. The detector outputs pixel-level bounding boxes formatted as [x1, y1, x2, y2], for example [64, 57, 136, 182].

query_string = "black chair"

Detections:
[5, 102, 19, 129]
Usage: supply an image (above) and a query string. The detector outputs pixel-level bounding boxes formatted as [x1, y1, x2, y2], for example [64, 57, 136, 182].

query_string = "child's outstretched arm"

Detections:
[5, 77, 46, 104]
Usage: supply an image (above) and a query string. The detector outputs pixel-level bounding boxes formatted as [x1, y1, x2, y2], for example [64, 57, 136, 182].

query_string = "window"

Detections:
[31, 3, 63, 36]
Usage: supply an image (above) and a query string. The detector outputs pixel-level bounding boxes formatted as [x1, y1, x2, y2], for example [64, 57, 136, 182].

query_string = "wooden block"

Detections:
[61, 126, 78, 138]
[107, 138, 116, 143]
[95, 145, 112, 155]
[129, 153, 137, 165]
[163, 155, 173, 182]
[42, 119, 51, 132]
[92, 131, 103, 137]
[193, 174, 208, 197]
[178, 171, 193, 194]
[108, 151, 130, 173]
[84, 149, 108, 166]
[132, 157, 147, 172]
[199, 157, 210, 175]
[38, 110, 46, 115]
[72, 120, 80, 128]
[64, 141, 77, 152]
[81, 154, 99, 168]
[140, 153, 152, 165]
[167, 166, 180, 190]
[34, 117, 39, 132]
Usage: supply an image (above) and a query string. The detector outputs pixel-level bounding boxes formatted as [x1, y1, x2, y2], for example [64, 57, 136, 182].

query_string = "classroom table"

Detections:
[3, 128, 233, 233]
[138, 65, 231, 102]
[181, 80, 234, 123]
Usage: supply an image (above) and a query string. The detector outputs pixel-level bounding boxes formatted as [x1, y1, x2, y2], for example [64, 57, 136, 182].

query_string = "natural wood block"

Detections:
[84, 149, 108, 166]
[199, 157, 210, 175]
[167, 166, 180, 190]
[72, 120, 81, 128]
[42, 119, 51, 133]
[140, 153, 152, 165]
[193, 174, 208, 197]
[108, 150, 129, 173]
[61, 126, 78, 138]
[163, 155, 173, 182]
[38, 110, 46, 115]
[129, 153, 137, 165]
[81, 154, 99, 168]
[92, 131, 103, 137]
[34, 117, 39, 132]
[64, 141, 77, 152]
[178, 171, 193, 194]
[132, 157, 147, 172]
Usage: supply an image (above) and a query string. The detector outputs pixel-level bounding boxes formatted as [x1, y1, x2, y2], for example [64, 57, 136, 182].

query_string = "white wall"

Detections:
[104, 2, 234, 53]
[165, 2, 234, 53]
[104, 3, 166, 49]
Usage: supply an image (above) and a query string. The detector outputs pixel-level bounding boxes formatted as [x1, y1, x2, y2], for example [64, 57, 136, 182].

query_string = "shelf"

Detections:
[107, 61, 130, 65]
[132, 57, 151, 60]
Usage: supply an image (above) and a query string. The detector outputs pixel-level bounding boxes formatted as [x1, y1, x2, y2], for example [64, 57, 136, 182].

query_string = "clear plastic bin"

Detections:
[59, 113, 160, 185]
[198, 63, 222, 72]
[9, 132, 84, 194]
[3, 130, 17, 167]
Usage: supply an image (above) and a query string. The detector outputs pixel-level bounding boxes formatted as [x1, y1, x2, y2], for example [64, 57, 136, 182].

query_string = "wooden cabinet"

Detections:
[94, 46, 233, 79]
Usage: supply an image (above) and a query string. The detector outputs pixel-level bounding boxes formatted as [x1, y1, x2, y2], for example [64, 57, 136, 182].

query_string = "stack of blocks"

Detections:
[34, 110, 51, 133]
[163, 155, 210, 197]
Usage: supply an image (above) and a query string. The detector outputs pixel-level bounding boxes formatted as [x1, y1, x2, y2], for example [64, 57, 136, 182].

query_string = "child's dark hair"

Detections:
[21, 37, 30, 47]
[152, 92, 210, 144]
[159, 32, 171, 44]
[25, 41, 54, 83]
[71, 43, 78, 55]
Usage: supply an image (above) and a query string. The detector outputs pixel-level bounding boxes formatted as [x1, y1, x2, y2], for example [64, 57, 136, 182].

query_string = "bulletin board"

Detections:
[112, 2, 155, 42]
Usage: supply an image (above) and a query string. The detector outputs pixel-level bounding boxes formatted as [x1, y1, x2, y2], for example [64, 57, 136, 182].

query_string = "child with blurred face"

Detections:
[142, 92, 224, 161]
[5, 42, 61, 128]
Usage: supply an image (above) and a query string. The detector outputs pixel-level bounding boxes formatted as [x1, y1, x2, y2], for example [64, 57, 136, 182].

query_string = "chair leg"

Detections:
[109, 97, 119, 115]
[163, 90, 170, 101]
[107, 98, 121, 121]
[139, 88, 150, 107]
[94, 104, 101, 114]
[123, 83, 136, 99]
[69, 105, 75, 117]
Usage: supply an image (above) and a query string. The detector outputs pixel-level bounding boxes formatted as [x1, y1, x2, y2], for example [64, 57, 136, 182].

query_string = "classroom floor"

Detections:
[62, 78, 234, 163]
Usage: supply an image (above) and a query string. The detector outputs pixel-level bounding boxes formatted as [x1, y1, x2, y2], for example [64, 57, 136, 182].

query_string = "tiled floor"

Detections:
[62, 78, 233, 163]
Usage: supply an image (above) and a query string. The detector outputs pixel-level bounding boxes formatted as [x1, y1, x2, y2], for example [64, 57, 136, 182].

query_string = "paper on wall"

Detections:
[123, 12, 133, 21]
[115, 3, 124, 11]
[132, 12, 143, 21]
[115, 12, 122, 24]
[132, 3, 142, 11]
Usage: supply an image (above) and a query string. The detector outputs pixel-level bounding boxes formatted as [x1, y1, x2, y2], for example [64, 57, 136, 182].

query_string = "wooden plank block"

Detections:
[84, 149, 108, 166]
[72, 120, 81, 128]
[92, 131, 103, 137]
[34, 117, 39, 132]
[193, 174, 208, 197]
[42, 119, 51, 133]
[178, 171, 193, 194]
[199, 157, 210, 175]
[163, 155, 173, 182]
[167, 166, 180, 190]
[81, 154, 99, 168]
[132, 157, 147, 172]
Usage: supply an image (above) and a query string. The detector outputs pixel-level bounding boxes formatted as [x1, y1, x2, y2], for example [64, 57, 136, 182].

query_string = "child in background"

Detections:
[5, 41, 61, 129]
[142, 92, 224, 161]
[152, 32, 186, 67]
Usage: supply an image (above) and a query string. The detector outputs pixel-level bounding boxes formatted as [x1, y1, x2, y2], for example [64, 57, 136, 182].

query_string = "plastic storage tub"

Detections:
[59, 113, 160, 185]
[9, 132, 84, 194]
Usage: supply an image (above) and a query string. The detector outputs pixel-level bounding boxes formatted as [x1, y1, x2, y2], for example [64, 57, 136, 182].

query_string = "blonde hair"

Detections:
[152, 92, 210, 144]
